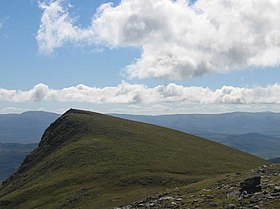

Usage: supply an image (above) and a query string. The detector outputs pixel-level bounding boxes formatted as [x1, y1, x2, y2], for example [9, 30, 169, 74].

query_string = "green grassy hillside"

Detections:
[0, 109, 266, 209]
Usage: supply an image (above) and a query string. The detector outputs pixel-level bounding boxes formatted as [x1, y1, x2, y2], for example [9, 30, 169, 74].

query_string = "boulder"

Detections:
[240, 176, 261, 194]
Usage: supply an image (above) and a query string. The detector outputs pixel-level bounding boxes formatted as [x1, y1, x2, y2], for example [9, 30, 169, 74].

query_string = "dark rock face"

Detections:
[240, 176, 261, 194]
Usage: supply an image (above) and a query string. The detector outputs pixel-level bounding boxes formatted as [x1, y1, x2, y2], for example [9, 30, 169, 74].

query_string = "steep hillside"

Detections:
[0, 111, 59, 143]
[0, 109, 266, 209]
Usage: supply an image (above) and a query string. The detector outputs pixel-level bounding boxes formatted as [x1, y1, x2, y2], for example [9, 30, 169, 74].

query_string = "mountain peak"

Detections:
[63, 108, 101, 116]
[0, 109, 267, 208]
[63, 108, 87, 115]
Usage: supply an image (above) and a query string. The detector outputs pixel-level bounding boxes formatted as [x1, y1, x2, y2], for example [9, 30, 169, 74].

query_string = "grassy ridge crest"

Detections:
[0, 109, 266, 208]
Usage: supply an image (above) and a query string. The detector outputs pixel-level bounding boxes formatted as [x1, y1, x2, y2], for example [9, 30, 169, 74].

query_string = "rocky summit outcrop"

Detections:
[115, 164, 280, 209]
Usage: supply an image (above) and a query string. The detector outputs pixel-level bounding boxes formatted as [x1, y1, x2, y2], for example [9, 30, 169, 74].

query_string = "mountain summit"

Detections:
[0, 109, 266, 208]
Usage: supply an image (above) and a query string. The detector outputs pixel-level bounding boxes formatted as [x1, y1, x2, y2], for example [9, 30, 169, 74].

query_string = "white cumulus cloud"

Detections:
[36, 0, 96, 54]
[1, 82, 280, 105]
[0, 83, 49, 102]
[37, 0, 280, 79]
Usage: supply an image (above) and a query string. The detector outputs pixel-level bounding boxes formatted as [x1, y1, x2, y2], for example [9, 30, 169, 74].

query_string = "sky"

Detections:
[0, 0, 280, 115]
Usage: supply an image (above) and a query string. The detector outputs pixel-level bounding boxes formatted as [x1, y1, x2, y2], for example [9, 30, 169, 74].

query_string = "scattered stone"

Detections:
[209, 202, 217, 207]
[206, 195, 214, 199]
[159, 196, 174, 201]
[274, 186, 280, 193]
[113, 165, 280, 209]
[227, 191, 239, 198]
[225, 203, 236, 209]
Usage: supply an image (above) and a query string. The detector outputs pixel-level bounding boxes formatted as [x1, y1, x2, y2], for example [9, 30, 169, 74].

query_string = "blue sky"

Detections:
[0, 0, 280, 114]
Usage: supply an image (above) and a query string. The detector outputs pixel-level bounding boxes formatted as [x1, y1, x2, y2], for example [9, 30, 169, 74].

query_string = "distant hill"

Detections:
[0, 109, 266, 209]
[0, 111, 59, 143]
[113, 112, 280, 159]
[269, 158, 280, 163]
[113, 112, 280, 137]
[218, 133, 280, 159]
[0, 143, 37, 182]
[0, 111, 58, 182]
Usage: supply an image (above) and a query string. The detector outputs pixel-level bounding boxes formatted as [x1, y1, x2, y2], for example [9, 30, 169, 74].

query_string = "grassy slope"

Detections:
[0, 109, 266, 209]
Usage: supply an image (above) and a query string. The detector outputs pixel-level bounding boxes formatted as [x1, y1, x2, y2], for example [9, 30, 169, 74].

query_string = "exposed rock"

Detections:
[227, 191, 239, 198]
[274, 186, 280, 193]
[209, 202, 217, 207]
[159, 196, 174, 201]
[240, 176, 261, 194]
[225, 203, 236, 209]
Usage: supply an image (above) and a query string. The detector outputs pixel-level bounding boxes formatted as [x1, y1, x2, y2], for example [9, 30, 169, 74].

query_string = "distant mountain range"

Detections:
[0, 111, 59, 181]
[0, 111, 59, 143]
[270, 158, 280, 163]
[217, 133, 280, 159]
[0, 143, 37, 181]
[113, 112, 280, 159]
[112, 112, 280, 137]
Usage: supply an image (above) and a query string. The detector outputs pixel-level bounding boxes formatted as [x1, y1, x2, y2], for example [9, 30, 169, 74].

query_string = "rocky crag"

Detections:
[115, 164, 280, 209]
